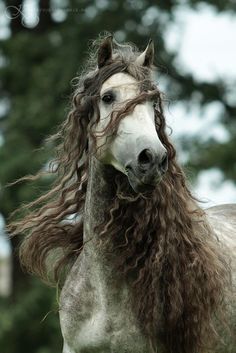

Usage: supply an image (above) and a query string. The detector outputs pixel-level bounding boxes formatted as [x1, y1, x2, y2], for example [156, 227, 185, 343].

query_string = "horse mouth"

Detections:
[126, 169, 161, 193]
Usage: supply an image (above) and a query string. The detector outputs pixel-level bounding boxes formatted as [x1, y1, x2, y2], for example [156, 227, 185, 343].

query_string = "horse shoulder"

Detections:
[205, 204, 236, 250]
[205, 204, 236, 282]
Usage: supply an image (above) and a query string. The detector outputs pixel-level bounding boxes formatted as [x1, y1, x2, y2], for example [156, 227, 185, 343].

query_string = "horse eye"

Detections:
[102, 93, 115, 104]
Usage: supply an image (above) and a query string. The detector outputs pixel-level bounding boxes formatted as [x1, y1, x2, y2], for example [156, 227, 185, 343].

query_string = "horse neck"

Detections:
[84, 156, 113, 242]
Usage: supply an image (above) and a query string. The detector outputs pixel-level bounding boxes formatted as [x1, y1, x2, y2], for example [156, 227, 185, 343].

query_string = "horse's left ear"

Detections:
[135, 39, 154, 67]
[97, 35, 113, 68]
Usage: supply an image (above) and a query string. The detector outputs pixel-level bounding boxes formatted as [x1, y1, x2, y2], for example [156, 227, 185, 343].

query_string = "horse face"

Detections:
[95, 72, 168, 193]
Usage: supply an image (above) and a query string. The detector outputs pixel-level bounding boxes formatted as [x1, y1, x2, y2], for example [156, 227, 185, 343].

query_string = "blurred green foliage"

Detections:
[0, 0, 235, 352]
[0, 279, 62, 353]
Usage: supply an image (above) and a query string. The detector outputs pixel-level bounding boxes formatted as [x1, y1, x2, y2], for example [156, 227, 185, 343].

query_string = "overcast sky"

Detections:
[0, 2, 236, 256]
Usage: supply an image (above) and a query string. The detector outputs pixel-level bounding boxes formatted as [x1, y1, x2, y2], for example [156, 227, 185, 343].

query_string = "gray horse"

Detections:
[12, 36, 235, 353]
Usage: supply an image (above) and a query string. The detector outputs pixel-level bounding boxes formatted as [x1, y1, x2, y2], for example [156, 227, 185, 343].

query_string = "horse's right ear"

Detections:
[97, 36, 113, 68]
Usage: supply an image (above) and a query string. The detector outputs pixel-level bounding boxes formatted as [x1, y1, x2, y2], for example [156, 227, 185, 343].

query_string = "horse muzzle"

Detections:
[126, 148, 168, 193]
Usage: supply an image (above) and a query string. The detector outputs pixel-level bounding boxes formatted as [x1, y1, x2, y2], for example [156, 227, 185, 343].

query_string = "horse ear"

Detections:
[97, 36, 113, 68]
[135, 39, 154, 67]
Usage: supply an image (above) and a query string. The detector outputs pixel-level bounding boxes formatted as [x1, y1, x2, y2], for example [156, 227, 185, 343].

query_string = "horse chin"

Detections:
[127, 171, 160, 194]
[132, 182, 156, 194]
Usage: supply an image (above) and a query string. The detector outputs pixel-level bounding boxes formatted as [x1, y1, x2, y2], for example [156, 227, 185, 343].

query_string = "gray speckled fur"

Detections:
[59, 157, 236, 353]
[60, 157, 151, 353]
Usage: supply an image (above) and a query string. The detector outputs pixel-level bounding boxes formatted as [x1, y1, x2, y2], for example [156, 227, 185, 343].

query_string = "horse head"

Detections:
[86, 36, 169, 193]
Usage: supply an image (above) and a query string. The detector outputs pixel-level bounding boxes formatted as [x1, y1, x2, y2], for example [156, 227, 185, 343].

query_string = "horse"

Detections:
[10, 35, 236, 353]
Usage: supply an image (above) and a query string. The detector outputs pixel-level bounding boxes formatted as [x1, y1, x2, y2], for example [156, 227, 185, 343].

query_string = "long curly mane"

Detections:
[9, 35, 231, 353]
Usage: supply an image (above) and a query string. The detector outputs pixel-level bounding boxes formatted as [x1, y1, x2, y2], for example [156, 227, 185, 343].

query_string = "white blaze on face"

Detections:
[95, 72, 165, 174]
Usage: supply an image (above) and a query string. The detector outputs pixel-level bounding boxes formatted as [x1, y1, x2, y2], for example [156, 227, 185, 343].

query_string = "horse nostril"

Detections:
[125, 164, 132, 172]
[159, 153, 168, 173]
[138, 149, 153, 167]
